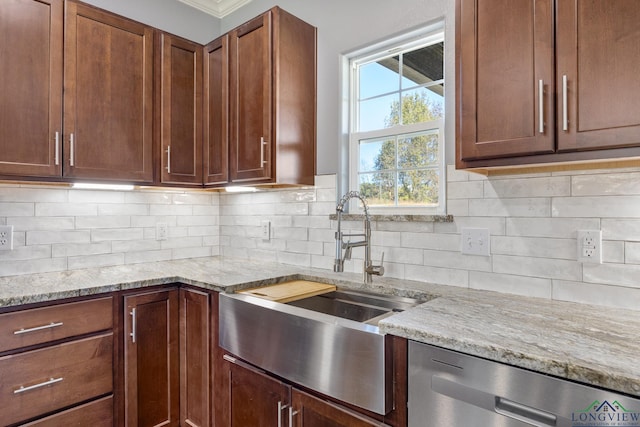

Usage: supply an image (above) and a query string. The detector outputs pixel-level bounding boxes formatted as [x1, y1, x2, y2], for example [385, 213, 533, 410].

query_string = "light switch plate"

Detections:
[0, 225, 14, 251]
[461, 228, 490, 256]
[261, 220, 271, 241]
[156, 223, 168, 241]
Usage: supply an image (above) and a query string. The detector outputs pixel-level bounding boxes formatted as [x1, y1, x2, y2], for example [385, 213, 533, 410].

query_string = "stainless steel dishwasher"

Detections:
[409, 341, 640, 427]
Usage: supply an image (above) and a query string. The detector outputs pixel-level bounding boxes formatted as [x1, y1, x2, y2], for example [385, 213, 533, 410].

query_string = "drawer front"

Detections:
[0, 333, 113, 426]
[0, 297, 113, 353]
[21, 395, 113, 427]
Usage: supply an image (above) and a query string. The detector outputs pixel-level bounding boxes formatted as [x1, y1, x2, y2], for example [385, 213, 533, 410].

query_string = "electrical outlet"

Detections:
[156, 223, 168, 241]
[0, 225, 14, 251]
[577, 229, 602, 263]
[461, 228, 490, 256]
[261, 220, 271, 241]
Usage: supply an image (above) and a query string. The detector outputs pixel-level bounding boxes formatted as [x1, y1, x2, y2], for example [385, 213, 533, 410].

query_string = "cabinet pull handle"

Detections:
[260, 137, 268, 166]
[166, 146, 171, 174]
[277, 401, 289, 427]
[69, 133, 75, 166]
[288, 406, 299, 427]
[538, 80, 544, 134]
[14, 377, 63, 394]
[130, 308, 136, 343]
[54, 132, 60, 166]
[562, 75, 568, 131]
[14, 322, 63, 335]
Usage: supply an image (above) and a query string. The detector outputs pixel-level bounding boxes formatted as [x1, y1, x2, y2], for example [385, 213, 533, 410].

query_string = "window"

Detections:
[347, 27, 445, 214]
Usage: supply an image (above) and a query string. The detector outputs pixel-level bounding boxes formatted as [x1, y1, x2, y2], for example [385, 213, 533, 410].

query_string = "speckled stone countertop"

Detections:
[0, 256, 638, 398]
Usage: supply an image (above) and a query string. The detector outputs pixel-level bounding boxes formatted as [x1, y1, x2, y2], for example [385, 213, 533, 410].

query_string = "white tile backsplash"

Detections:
[1, 167, 640, 311]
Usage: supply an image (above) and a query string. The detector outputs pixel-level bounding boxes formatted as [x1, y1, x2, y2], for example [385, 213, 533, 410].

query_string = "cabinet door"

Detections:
[221, 355, 289, 427]
[0, 0, 62, 177]
[204, 35, 230, 186]
[229, 12, 273, 183]
[457, 0, 554, 162]
[291, 389, 388, 427]
[63, 1, 153, 182]
[180, 288, 210, 427]
[158, 33, 203, 186]
[556, 0, 640, 152]
[124, 289, 179, 427]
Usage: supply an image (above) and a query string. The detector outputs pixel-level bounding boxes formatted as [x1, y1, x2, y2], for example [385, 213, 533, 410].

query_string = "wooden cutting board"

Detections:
[238, 280, 336, 303]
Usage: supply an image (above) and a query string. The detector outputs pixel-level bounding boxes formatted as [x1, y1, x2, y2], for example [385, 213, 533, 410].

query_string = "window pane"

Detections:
[359, 138, 395, 172]
[359, 56, 399, 99]
[400, 87, 444, 125]
[359, 172, 395, 206]
[398, 130, 439, 169]
[402, 42, 444, 89]
[358, 94, 398, 131]
[398, 169, 439, 206]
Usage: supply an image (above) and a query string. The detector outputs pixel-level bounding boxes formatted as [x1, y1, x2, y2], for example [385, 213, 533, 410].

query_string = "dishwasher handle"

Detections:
[432, 376, 557, 427]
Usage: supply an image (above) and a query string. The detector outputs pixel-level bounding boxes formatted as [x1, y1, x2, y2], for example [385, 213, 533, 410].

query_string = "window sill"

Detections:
[328, 214, 453, 223]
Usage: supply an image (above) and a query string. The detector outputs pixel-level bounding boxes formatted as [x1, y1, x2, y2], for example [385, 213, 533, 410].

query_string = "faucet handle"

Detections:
[368, 252, 385, 276]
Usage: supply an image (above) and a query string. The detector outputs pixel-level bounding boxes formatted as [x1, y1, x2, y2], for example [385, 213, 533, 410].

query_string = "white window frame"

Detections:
[345, 24, 446, 215]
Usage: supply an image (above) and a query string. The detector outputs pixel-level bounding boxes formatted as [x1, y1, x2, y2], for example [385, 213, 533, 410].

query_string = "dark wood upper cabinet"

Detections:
[229, 7, 317, 185]
[0, 0, 63, 178]
[157, 33, 203, 186]
[457, 0, 640, 170]
[63, 0, 154, 182]
[124, 289, 179, 427]
[556, 0, 640, 152]
[204, 35, 230, 186]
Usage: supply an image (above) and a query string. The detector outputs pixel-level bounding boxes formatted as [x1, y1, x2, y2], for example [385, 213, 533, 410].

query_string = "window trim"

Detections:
[344, 24, 446, 215]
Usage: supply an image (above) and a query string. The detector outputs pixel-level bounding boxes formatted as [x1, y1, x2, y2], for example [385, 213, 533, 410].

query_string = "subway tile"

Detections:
[177, 215, 218, 226]
[160, 236, 204, 249]
[125, 191, 171, 204]
[401, 232, 460, 252]
[188, 226, 219, 237]
[285, 240, 323, 255]
[553, 280, 640, 311]
[27, 230, 91, 245]
[602, 219, 640, 242]
[314, 174, 337, 189]
[375, 221, 435, 233]
[249, 248, 279, 263]
[0, 187, 67, 203]
[172, 193, 213, 205]
[203, 235, 220, 247]
[98, 203, 148, 216]
[0, 245, 51, 261]
[404, 264, 469, 287]
[52, 242, 112, 258]
[69, 190, 125, 204]
[131, 216, 178, 228]
[422, 249, 492, 272]
[381, 247, 423, 265]
[112, 240, 161, 253]
[221, 246, 249, 258]
[552, 196, 640, 218]
[150, 204, 193, 216]
[469, 198, 551, 217]
[75, 216, 131, 229]
[446, 164, 471, 182]
[316, 188, 336, 202]
[172, 246, 212, 260]
[308, 228, 335, 243]
[572, 172, 640, 196]
[603, 241, 625, 264]
[7, 217, 74, 231]
[493, 254, 582, 281]
[36, 203, 97, 217]
[370, 230, 402, 247]
[470, 271, 552, 299]
[68, 253, 124, 270]
[625, 242, 640, 264]
[0, 258, 67, 277]
[445, 199, 469, 217]
[434, 217, 505, 235]
[277, 251, 311, 267]
[311, 254, 334, 270]
[484, 176, 570, 198]
[125, 250, 173, 264]
[309, 201, 334, 216]
[193, 205, 220, 216]
[1, 202, 35, 216]
[447, 181, 484, 200]
[92, 228, 144, 242]
[491, 236, 575, 260]
[273, 227, 308, 241]
[506, 218, 600, 238]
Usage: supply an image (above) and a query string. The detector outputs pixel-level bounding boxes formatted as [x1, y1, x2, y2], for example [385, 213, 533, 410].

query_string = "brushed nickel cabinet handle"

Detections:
[289, 406, 299, 427]
[260, 137, 268, 166]
[130, 308, 136, 343]
[69, 133, 75, 166]
[14, 377, 63, 394]
[54, 132, 60, 166]
[538, 80, 544, 134]
[166, 146, 171, 174]
[277, 401, 289, 427]
[562, 75, 568, 131]
[14, 322, 63, 335]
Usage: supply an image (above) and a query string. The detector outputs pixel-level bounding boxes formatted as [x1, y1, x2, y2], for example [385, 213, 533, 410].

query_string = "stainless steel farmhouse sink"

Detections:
[219, 284, 424, 415]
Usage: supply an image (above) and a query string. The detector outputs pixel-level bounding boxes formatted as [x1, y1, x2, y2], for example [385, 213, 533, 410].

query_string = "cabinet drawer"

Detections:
[21, 395, 113, 427]
[0, 333, 113, 426]
[0, 297, 112, 353]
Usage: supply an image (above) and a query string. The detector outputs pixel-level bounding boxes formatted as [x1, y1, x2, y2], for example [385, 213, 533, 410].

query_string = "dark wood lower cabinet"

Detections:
[217, 353, 393, 427]
[124, 289, 180, 427]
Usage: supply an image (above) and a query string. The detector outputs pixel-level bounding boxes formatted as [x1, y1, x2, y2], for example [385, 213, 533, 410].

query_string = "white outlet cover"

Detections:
[577, 229, 602, 264]
[0, 225, 14, 251]
[461, 228, 490, 256]
[261, 220, 271, 241]
[156, 223, 168, 241]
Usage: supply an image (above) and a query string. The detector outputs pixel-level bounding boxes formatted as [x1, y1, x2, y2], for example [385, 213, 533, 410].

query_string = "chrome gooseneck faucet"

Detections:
[334, 191, 384, 284]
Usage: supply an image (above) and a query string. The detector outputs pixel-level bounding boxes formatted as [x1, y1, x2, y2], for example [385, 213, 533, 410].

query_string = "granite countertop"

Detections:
[0, 256, 638, 398]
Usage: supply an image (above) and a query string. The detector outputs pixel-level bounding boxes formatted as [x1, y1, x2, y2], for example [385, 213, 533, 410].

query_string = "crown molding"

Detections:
[177, 0, 252, 18]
